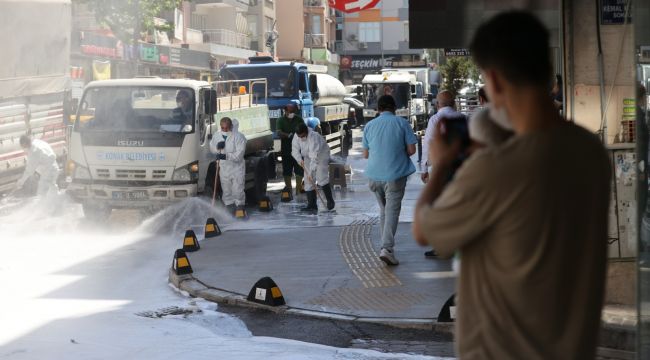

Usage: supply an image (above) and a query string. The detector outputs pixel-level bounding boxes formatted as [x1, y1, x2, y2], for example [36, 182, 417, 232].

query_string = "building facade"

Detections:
[338, 0, 424, 84]
[276, 0, 340, 76]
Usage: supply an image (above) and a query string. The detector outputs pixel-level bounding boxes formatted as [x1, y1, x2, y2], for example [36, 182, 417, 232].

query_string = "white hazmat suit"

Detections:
[291, 128, 330, 191]
[17, 138, 59, 197]
[210, 119, 247, 206]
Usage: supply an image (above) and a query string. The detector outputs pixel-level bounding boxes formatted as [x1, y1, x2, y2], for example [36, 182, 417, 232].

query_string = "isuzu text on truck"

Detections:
[66, 78, 274, 219]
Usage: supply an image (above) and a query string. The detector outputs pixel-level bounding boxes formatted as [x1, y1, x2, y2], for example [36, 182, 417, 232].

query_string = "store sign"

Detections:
[340, 56, 394, 71]
[601, 0, 631, 25]
[444, 48, 470, 56]
[79, 31, 122, 59]
[329, 0, 380, 13]
[140, 45, 159, 62]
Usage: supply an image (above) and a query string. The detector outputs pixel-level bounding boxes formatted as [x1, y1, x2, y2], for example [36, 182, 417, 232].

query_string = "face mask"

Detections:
[287, 113, 295, 119]
[488, 103, 513, 131]
[222, 131, 231, 139]
[300, 136, 307, 142]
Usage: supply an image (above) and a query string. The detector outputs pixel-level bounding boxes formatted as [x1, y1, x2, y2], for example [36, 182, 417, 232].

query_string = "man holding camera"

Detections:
[363, 95, 417, 266]
[413, 11, 610, 359]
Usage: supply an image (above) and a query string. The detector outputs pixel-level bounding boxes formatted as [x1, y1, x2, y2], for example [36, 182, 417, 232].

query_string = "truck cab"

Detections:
[66, 78, 273, 219]
[361, 71, 427, 131]
[219, 58, 350, 158]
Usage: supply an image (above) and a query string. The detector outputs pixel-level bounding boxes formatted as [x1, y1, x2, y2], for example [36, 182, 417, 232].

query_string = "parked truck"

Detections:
[219, 57, 351, 160]
[0, 0, 71, 194]
[361, 70, 428, 132]
[66, 78, 274, 219]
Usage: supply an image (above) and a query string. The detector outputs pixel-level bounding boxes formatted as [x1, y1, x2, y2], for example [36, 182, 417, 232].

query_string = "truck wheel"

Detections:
[82, 202, 111, 221]
[340, 125, 351, 158]
[245, 157, 268, 205]
[266, 154, 277, 180]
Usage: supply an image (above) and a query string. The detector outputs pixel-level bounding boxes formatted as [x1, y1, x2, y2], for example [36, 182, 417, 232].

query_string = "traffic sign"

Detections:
[329, 0, 380, 13]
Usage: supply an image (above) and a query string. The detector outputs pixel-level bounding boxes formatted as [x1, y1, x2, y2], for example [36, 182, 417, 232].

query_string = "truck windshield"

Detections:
[220, 66, 295, 99]
[364, 83, 410, 111]
[75, 86, 195, 133]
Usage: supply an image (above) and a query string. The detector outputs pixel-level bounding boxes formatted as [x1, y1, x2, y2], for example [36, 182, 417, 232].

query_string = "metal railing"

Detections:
[203, 29, 251, 49]
[304, 33, 326, 48]
[212, 78, 267, 112]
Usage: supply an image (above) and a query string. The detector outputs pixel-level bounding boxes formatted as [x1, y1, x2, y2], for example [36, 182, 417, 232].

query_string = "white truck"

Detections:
[361, 71, 428, 131]
[66, 78, 274, 219]
[0, 0, 71, 194]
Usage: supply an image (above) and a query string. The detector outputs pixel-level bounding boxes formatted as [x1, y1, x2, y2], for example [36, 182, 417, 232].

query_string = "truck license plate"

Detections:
[112, 190, 148, 200]
[268, 109, 282, 119]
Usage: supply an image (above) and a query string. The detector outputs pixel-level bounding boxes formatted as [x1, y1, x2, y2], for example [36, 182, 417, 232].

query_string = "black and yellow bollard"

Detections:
[234, 205, 248, 220]
[204, 217, 221, 238]
[247, 276, 285, 306]
[182, 230, 200, 252]
[437, 293, 456, 322]
[258, 196, 273, 212]
[280, 187, 293, 202]
[172, 249, 193, 275]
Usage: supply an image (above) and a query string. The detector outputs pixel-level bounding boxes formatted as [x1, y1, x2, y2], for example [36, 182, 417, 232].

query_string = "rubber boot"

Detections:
[295, 175, 305, 194]
[283, 176, 293, 191]
[322, 184, 335, 211]
[301, 191, 318, 212]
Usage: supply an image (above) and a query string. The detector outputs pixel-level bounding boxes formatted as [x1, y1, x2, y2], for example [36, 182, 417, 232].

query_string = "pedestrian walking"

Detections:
[17, 135, 59, 197]
[291, 123, 335, 212]
[362, 95, 417, 266]
[276, 104, 305, 195]
[413, 11, 610, 359]
[210, 117, 247, 214]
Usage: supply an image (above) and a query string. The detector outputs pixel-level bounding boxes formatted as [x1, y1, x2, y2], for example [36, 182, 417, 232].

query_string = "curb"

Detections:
[169, 268, 455, 334]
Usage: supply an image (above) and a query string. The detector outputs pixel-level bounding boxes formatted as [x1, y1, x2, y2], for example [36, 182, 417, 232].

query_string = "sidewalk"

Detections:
[169, 131, 457, 328]
[168, 130, 639, 356]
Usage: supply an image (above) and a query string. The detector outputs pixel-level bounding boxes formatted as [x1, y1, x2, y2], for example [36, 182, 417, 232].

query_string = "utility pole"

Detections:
[380, 0, 384, 66]
[132, 0, 140, 77]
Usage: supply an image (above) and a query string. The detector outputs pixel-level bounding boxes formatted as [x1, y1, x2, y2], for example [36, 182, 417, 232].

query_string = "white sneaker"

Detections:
[379, 248, 399, 266]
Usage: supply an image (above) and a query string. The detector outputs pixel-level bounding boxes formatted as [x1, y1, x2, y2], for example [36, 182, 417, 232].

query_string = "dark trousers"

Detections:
[282, 152, 304, 177]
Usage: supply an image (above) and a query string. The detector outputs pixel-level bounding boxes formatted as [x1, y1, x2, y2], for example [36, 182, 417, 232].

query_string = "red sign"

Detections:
[328, 0, 380, 13]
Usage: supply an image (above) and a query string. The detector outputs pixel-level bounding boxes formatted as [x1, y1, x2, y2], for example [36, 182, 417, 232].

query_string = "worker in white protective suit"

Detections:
[17, 135, 59, 197]
[209, 117, 247, 213]
[291, 123, 335, 212]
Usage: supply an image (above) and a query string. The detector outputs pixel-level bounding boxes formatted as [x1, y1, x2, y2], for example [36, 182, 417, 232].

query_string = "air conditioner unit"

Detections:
[347, 33, 357, 41]
[358, 42, 367, 49]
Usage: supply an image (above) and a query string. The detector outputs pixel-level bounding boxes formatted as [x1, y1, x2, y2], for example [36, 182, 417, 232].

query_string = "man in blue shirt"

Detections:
[362, 95, 417, 265]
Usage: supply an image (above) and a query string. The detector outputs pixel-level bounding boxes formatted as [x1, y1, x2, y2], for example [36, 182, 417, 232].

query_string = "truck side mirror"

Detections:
[203, 89, 217, 115]
[309, 74, 318, 96]
[427, 94, 434, 102]
[299, 74, 307, 92]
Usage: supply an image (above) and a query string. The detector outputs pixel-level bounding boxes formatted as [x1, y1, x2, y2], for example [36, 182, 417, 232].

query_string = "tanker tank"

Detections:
[313, 73, 347, 107]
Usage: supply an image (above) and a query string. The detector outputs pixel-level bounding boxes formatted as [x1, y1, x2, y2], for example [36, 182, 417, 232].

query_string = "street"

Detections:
[0, 131, 455, 359]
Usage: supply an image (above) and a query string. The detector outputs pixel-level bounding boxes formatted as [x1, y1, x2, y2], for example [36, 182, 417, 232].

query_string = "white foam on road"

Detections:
[0, 193, 450, 360]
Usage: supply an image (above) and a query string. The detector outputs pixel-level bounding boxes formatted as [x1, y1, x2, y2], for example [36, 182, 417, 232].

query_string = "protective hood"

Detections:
[231, 118, 240, 134]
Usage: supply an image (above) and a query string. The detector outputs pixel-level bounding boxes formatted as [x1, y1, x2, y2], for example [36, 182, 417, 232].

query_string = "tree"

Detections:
[80, 0, 181, 45]
[440, 56, 480, 99]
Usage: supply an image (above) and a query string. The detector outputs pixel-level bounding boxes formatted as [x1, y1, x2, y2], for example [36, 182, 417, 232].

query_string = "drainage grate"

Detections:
[134, 306, 200, 318]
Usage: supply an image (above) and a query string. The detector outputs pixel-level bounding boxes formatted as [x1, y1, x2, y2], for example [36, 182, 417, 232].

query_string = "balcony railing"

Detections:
[203, 29, 251, 49]
[186, 28, 203, 44]
[304, 0, 324, 7]
[304, 33, 326, 48]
